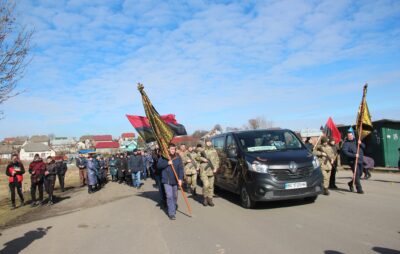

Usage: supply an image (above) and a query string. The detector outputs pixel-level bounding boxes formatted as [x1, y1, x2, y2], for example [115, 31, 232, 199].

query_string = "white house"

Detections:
[19, 142, 55, 161]
[51, 137, 77, 153]
[0, 144, 14, 161]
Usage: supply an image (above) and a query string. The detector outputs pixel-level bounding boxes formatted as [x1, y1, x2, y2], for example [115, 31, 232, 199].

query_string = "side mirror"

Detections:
[227, 148, 237, 158]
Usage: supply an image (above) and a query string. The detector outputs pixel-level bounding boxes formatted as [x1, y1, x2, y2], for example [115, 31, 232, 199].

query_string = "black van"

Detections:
[211, 129, 323, 208]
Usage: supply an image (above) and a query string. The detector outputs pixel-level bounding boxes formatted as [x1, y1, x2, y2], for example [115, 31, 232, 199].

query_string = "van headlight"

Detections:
[312, 156, 320, 169]
[247, 161, 269, 173]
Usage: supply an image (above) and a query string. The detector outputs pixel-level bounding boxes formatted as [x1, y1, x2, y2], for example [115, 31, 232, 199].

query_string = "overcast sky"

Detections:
[1, 0, 399, 139]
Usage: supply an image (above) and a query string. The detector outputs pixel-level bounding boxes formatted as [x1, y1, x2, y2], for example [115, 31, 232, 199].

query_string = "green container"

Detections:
[336, 119, 400, 167]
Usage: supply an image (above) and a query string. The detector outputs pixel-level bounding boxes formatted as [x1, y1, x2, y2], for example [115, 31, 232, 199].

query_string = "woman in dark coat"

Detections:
[86, 155, 98, 193]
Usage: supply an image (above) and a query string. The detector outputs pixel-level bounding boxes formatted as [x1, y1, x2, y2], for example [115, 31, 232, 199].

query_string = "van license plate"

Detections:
[285, 182, 307, 189]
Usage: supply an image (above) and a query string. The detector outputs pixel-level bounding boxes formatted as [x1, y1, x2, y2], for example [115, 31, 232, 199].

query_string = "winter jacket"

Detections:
[6, 161, 25, 183]
[128, 155, 144, 173]
[29, 159, 46, 183]
[342, 138, 365, 164]
[56, 161, 68, 175]
[86, 159, 98, 185]
[76, 157, 87, 169]
[109, 158, 118, 176]
[157, 156, 184, 185]
[45, 160, 58, 179]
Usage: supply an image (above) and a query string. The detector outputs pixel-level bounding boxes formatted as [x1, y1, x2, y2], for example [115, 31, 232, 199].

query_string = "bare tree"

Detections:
[192, 130, 208, 138]
[0, 0, 33, 117]
[213, 124, 223, 132]
[247, 116, 274, 130]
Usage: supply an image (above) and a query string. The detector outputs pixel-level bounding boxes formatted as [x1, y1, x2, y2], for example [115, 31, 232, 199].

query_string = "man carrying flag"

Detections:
[136, 83, 191, 218]
[342, 84, 373, 194]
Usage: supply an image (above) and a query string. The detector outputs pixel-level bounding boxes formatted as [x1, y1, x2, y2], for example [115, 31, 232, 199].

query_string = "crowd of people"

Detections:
[5, 129, 375, 221]
[306, 129, 375, 196]
[5, 154, 67, 209]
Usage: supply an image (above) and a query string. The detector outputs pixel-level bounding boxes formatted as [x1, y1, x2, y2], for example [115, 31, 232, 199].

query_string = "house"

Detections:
[121, 133, 135, 140]
[337, 119, 400, 167]
[50, 137, 77, 154]
[30, 135, 49, 145]
[93, 135, 113, 146]
[95, 141, 120, 154]
[19, 142, 55, 161]
[3, 137, 16, 144]
[79, 135, 94, 149]
[0, 144, 14, 161]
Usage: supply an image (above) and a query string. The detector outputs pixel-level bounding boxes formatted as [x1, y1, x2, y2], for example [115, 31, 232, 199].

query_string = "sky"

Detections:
[1, 0, 399, 139]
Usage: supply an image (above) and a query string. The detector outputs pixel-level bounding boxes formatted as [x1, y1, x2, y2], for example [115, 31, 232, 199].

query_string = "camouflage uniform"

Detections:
[314, 144, 336, 189]
[181, 151, 199, 194]
[197, 146, 220, 204]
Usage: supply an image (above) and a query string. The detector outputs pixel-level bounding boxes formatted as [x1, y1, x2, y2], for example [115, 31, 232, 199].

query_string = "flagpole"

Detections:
[352, 84, 368, 187]
[160, 138, 192, 216]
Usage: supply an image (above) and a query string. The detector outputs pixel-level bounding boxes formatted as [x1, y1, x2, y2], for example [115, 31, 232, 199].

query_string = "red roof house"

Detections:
[95, 141, 120, 154]
[121, 133, 135, 139]
[93, 135, 113, 142]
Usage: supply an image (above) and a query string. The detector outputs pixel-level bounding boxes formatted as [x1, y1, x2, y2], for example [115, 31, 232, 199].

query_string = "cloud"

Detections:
[0, 0, 399, 138]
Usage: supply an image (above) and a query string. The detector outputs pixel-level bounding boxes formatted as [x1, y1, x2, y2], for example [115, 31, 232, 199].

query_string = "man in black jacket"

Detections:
[56, 157, 68, 192]
[129, 149, 144, 189]
[45, 156, 58, 205]
[342, 131, 365, 194]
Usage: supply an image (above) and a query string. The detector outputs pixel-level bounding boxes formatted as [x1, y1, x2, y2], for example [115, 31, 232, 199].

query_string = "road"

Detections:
[0, 170, 399, 254]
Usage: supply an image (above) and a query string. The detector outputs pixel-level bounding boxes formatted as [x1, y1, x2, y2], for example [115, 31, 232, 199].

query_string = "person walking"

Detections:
[157, 144, 184, 220]
[314, 137, 335, 195]
[76, 154, 87, 186]
[180, 145, 199, 197]
[5, 154, 25, 209]
[86, 155, 98, 193]
[109, 155, 118, 182]
[28, 154, 46, 206]
[129, 149, 144, 189]
[55, 157, 68, 192]
[342, 130, 365, 194]
[44, 156, 57, 205]
[197, 140, 220, 206]
[328, 138, 340, 189]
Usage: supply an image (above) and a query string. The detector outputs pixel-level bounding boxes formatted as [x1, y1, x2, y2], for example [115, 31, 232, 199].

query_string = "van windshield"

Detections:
[236, 130, 303, 152]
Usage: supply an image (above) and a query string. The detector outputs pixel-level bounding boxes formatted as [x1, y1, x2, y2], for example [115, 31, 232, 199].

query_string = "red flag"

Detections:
[324, 117, 341, 143]
[126, 114, 187, 143]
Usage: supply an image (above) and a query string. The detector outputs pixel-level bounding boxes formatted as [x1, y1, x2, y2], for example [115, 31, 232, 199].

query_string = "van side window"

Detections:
[226, 135, 237, 150]
[212, 137, 225, 151]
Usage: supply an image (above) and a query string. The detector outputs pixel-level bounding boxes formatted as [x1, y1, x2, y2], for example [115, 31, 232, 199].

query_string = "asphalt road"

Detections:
[0, 170, 399, 254]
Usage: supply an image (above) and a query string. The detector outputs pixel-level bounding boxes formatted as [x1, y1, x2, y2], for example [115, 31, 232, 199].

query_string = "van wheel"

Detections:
[240, 185, 255, 209]
[304, 196, 318, 203]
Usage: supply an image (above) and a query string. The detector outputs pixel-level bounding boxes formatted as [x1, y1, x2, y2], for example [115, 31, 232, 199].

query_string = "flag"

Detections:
[137, 83, 186, 158]
[356, 85, 373, 139]
[126, 114, 187, 143]
[323, 117, 341, 143]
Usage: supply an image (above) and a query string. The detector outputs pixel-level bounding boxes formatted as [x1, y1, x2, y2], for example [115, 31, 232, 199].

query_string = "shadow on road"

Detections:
[325, 251, 345, 254]
[372, 247, 400, 254]
[214, 187, 317, 210]
[371, 179, 400, 184]
[0, 226, 52, 254]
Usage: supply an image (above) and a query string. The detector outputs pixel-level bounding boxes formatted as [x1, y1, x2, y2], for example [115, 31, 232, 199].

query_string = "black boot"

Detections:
[203, 197, 208, 206]
[323, 188, 330, 196]
[207, 197, 215, 207]
[348, 182, 354, 192]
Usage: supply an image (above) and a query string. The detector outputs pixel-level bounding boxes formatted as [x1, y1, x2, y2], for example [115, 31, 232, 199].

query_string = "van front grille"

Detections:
[269, 166, 314, 181]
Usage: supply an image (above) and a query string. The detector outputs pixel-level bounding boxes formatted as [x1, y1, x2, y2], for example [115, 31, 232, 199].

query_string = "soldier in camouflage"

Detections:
[197, 140, 220, 206]
[179, 145, 199, 197]
[314, 137, 336, 195]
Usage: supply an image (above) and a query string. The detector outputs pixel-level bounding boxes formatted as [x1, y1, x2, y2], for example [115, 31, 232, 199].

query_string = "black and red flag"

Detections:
[126, 114, 187, 143]
[323, 117, 341, 143]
